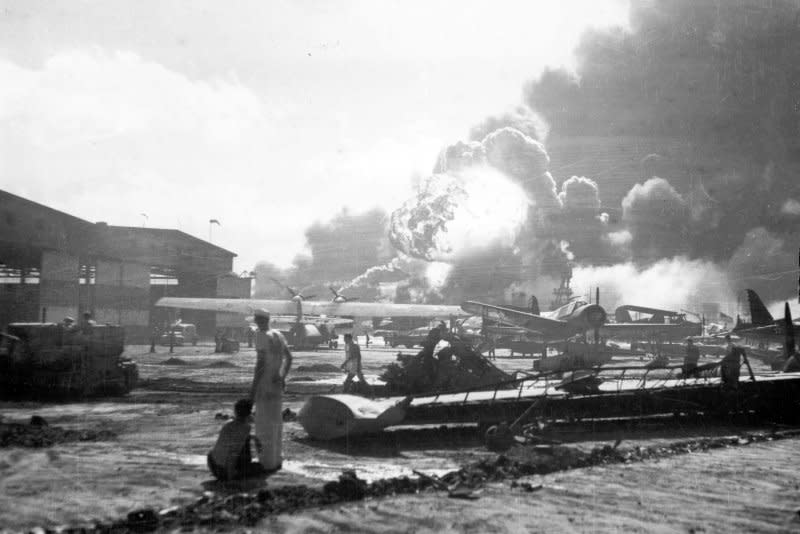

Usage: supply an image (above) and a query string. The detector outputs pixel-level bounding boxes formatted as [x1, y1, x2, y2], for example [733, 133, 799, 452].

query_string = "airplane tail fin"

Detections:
[615, 308, 633, 323]
[746, 289, 774, 326]
[529, 296, 540, 316]
[785, 302, 796, 358]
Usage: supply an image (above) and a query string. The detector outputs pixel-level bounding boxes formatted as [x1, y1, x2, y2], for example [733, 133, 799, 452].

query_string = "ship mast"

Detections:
[550, 263, 574, 311]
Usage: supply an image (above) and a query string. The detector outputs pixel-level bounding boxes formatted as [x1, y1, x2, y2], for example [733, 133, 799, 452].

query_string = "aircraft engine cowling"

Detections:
[581, 304, 607, 330]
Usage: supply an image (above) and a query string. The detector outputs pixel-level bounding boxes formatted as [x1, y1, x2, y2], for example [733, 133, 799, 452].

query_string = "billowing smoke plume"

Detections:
[389, 165, 530, 262]
[252, 0, 798, 312]
[390, 124, 631, 303]
[621, 177, 690, 262]
[525, 0, 800, 300]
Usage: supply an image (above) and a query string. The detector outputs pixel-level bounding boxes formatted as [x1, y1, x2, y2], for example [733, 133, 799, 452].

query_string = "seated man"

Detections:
[207, 399, 266, 481]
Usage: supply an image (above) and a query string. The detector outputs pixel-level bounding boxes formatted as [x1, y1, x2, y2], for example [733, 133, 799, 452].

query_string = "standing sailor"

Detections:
[682, 337, 700, 377]
[341, 333, 371, 394]
[249, 309, 292, 472]
[720, 335, 744, 387]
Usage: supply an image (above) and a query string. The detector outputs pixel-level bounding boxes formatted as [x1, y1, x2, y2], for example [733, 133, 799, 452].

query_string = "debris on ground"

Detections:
[29, 415, 48, 426]
[380, 330, 511, 395]
[0, 421, 117, 448]
[214, 412, 231, 421]
[34, 428, 800, 532]
[160, 357, 189, 366]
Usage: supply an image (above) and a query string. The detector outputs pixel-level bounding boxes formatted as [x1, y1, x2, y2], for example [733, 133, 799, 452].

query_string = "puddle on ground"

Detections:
[169, 453, 456, 483]
[280, 458, 455, 482]
[0, 402, 169, 421]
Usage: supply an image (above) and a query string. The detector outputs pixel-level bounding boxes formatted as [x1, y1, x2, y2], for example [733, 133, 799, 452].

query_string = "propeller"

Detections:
[271, 278, 315, 300]
[330, 286, 358, 303]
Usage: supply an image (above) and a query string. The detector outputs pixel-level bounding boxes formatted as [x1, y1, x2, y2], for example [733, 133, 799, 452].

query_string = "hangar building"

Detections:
[0, 189, 251, 340]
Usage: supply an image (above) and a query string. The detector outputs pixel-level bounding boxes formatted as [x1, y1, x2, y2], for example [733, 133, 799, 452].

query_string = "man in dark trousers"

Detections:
[682, 337, 700, 377]
[342, 333, 370, 394]
[720, 335, 745, 387]
[207, 399, 265, 481]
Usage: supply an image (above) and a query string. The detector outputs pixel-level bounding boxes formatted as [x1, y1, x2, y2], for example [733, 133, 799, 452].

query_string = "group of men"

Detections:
[681, 335, 748, 386]
[207, 309, 371, 482]
[683, 334, 800, 383]
[61, 311, 97, 334]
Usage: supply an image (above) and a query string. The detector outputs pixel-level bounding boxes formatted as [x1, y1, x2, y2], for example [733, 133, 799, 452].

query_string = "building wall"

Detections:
[0, 283, 40, 327]
[99, 226, 234, 275]
[39, 250, 79, 323]
[1, 190, 238, 341]
[93, 260, 150, 341]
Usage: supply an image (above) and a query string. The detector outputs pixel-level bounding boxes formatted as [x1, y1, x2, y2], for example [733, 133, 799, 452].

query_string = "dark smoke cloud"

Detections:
[482, 128, 555, 209]
[302, 208, 392, 283]
[524, 0, 800, 298]
[253, 208, 392, 299]
[727, 227, 797, 303]
[621, 177, 690, 262]
[553, 176, 623, 265]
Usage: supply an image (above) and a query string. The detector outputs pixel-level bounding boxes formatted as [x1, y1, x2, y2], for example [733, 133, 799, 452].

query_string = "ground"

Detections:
[0, 342, 798, 532]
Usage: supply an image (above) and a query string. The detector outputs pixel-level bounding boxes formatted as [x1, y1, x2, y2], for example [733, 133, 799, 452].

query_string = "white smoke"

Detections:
[572, 257, 736, 313]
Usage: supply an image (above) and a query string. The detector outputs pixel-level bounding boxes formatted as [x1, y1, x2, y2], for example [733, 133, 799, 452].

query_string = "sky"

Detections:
[0, 0, 629, 271]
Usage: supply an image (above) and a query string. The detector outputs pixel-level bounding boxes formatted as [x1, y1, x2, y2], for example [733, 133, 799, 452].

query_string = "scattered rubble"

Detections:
[160, 357, 189, 366]
[37, 428, 800, 532]
[380, 331, 510, 395]
[0, 420, 117, 448]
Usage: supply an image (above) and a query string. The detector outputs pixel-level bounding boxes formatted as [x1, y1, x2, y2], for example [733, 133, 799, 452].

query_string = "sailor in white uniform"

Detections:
[249, 308, 292, 472]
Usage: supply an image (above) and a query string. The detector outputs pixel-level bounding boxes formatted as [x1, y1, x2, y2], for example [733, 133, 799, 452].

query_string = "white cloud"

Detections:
[0, 50, 417, 269]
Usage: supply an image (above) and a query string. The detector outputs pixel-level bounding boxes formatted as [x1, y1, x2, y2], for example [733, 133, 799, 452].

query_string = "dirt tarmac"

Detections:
[1, 342, 798, 532]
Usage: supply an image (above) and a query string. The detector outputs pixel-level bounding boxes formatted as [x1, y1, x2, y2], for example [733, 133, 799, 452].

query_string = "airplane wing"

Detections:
[733, 324, 777, 335]
[156, 297, 467, 318]
[603, 322, 703, 338]
[615, 305, 681, 316]
[461, 301, 565, 332]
